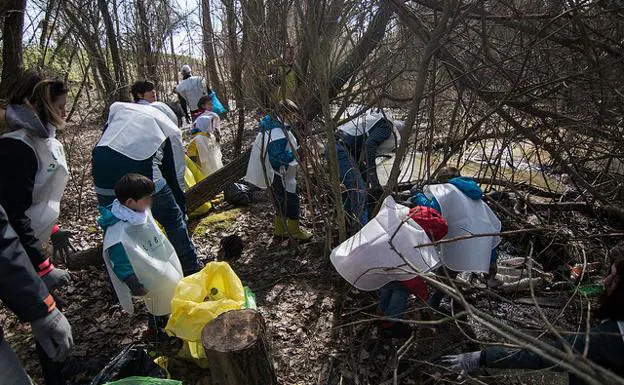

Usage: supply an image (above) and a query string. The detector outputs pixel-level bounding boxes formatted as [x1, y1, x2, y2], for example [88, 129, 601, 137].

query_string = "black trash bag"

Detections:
[224, 182, 251, 206]
[90, 344, 166, 385]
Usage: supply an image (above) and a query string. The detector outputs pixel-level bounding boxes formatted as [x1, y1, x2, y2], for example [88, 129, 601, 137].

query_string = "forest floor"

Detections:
[0, 113, 615, 385]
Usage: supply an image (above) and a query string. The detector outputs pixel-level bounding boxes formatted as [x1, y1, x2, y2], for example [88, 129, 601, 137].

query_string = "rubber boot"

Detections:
[274, 216, 287, 237]
[286, 219, 313, 241]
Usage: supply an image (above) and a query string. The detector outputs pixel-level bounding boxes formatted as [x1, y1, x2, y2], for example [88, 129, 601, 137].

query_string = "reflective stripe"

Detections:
[94, 186, 116, 196]
[43, 294, 56, 313]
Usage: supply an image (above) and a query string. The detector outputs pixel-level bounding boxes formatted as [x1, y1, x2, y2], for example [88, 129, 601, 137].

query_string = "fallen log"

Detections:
[186, 148, 251, 213]
[201, 309, 277, 385]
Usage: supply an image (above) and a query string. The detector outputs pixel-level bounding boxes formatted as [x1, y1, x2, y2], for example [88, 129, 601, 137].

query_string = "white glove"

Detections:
[441, 351, 482, 375]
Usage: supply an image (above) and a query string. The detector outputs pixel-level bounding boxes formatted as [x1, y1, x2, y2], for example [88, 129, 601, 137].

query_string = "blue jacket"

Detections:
[260, 115, 295, 172]
[411, 176, 483, 212]
[97, 205, 135, 281]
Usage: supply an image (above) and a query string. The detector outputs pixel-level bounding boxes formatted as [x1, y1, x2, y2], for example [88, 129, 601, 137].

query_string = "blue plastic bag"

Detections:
[209, 91, 227, 115]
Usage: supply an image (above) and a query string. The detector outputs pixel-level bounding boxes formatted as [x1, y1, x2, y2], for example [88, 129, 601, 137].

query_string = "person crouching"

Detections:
[378, 206, 448, 338]
[97, 173, 183, 338]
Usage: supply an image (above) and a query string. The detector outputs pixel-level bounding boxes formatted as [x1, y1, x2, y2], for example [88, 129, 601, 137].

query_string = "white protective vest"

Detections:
[103, 212, 183, 316]
[245, 127, 299, 193]
[424, 183, 501, 273]
[96, 102, 186, 193]
[337, 112, 401, 156]
[175, 76, 206, 112]
[330, 196, 440, 291]
[2, 129, 69, 246]
[193, 135, 223, 176]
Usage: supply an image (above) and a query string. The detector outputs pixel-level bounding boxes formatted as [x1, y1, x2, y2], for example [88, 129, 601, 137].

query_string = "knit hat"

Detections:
[181, 64, 192, 75]
[408, 206, 448, 242]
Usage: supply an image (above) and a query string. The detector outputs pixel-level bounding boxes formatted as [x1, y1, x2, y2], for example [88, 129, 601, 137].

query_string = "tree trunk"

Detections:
[37, 0, 56, 68]
[223, 0, 245, 154]
[0, 0, 26, 99]
[98, 0, 129, 101]
[202, 0, 228, 108]
[136, 0, 157, 82]
[201, 309, 277, 385]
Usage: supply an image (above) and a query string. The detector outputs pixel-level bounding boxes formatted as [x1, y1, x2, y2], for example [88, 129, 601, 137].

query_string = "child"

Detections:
[378, 205, 448, 338]
[98, 173, 183, 335]
[245, 100, 312, 241]
[410, 167, 501, 309]
[187, 96, 223, 176]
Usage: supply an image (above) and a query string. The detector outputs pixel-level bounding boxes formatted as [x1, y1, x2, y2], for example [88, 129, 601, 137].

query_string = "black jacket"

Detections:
[0, 204, 52, 341]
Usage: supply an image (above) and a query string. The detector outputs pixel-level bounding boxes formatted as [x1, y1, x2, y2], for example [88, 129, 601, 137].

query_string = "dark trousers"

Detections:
[483, 321, 624, 385]
[271, 175, 300, 220]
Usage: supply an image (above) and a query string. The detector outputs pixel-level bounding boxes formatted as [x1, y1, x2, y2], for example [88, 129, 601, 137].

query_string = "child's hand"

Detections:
[123, 274, 148, 296]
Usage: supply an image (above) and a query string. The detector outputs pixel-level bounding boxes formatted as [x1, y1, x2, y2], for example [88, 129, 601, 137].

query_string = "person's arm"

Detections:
[0, 204, 53, 322]
[107, 243, 146, 296]
[0, 139, 49, 271]
[363, 119, 393, 188]
[161, 138, 187, 214]
[177, 92, 191, 123]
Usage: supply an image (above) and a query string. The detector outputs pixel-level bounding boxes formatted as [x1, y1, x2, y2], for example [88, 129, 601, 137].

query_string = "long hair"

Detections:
[29, 79, 68, 128]
[594, 257, 624, 321]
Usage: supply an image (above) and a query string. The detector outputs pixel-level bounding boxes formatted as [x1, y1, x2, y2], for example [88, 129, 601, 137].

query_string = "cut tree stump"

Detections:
[201, 309, 277, 385]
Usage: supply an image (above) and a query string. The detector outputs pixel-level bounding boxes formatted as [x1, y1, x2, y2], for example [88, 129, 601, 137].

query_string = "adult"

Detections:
[0, 72, 73, 384]
[175, 65, 211, 124]
[245, 100, 312, 240]
[268, 44, 298, 101]
[92, 102, 202, 276]
[130, 80, 157, 105]
[443, 256, 624, 385]
[0, 204, 73, 385]
[331, 111, 403, 230]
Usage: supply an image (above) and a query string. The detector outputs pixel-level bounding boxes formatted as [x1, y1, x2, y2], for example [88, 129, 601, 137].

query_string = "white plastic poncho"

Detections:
[103, 211, 183, 316]
[192, 135, 223, 176]
[96, 102, 186, 193]
[244, 127, 299, 193]
[330, 196, 440, 291]
[424, 183, 501, 273]
[175, 76, 206, 112]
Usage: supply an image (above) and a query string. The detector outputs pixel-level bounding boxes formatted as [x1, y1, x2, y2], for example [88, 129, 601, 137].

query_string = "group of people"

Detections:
[0, 65, 229, 384]
[0, 61, 622, 385]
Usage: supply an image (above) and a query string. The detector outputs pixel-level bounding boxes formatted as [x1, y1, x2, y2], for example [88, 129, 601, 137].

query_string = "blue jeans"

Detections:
[151, 185, 200, 275]
[327, 143, 368, 228]
[97, 185, 200, 276]
[271, 175, 300, 220]
[379, 281, 409, 319]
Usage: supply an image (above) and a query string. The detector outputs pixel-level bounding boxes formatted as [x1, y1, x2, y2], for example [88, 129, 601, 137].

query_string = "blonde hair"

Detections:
[30, 79, 68, 128]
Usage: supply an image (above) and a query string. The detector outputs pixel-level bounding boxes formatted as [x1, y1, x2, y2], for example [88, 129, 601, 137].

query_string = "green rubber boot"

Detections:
[274, 216, 287, 237]
[286, 219, 313, 241]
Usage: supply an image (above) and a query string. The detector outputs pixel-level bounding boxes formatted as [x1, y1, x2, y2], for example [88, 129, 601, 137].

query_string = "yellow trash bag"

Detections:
[184, 155, 212, 217]
[165, 262, 246, 361]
